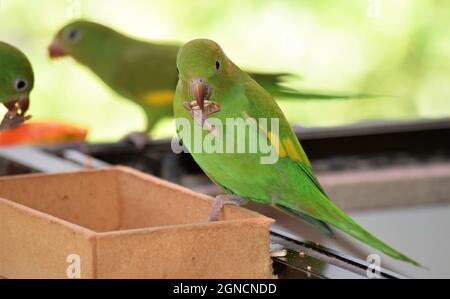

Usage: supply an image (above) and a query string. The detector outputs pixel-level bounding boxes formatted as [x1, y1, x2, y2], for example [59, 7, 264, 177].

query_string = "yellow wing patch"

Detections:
[143, 90, 174, 106]
[282, 138, 302, 161]
[241, 111, 300, 161]
[267, 131, 287, 158]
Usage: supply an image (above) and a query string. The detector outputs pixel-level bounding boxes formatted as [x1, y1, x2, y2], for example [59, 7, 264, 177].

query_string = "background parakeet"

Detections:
[48, 20, 364, 140]
[0, 41, 34, 131]
[173, 39, 419, 266]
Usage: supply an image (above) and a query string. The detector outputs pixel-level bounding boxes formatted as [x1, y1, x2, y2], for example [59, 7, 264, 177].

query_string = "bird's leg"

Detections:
[120, 131, 151, 151]
[208, 194, 246, 222]
[120, 112, 158, 150]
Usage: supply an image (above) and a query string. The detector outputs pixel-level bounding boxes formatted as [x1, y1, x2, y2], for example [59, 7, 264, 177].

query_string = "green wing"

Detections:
[111, 41, 179, 101]
[248, 72, 379, 101]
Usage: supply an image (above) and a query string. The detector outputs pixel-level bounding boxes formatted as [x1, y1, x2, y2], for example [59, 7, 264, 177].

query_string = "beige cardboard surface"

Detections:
[96, 219, 273, 278]
[116, 167, 263, 228]
[0, 170, 120, 232]
[0, 166, 274, 278]
[0, 199, 96, 278]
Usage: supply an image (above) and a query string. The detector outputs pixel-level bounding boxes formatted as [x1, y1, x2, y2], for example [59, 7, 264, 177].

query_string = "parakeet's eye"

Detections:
[215, 60, 220, 71]
[14, 78, 27, 91]
[66, 28, 81, 43]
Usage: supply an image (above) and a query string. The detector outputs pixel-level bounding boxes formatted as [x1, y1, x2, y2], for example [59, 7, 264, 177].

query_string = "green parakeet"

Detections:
[0, 41, 33, 131]
[49, 20, 363, 136]
[173, 39, 419, 266]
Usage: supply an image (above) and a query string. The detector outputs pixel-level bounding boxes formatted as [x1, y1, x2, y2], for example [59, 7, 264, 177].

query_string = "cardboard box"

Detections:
[0, 166, 274, 278]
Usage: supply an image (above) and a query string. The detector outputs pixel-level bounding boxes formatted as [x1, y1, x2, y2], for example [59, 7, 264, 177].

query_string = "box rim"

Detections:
[0, 196, 97, 236]
[0, 167, 113, 181]
[96, 216, 275, 237]
[0, 166, 275, 234]
[113, 166, 276, 218]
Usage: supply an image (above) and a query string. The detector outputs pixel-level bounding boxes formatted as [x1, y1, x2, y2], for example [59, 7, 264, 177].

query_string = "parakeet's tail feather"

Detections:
[317, 199, 421, 266]
[274, 204, 335, 238]
[249, 72, 381, 100]
[294, 162, 420, 266]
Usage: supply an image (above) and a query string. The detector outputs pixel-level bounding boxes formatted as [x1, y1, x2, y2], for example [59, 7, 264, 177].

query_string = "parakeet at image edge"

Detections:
[173, 39, 419, 266]
[48, 20, 367, 140]
[0, 41, 34, 131]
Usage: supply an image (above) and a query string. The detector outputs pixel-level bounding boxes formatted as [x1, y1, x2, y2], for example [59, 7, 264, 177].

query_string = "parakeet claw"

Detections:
[0, 110, 32, 131]
[1, 99, 32, 131]
[208, 194, 246, 222]
[184, 100, 221, 135]
[184, 100, 221, 118]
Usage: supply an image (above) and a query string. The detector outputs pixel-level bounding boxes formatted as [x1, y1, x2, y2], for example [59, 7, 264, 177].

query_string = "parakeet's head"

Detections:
[48, 20, 118, 63]
[177, 39, 233, 112]
[0, 42, 34, 114]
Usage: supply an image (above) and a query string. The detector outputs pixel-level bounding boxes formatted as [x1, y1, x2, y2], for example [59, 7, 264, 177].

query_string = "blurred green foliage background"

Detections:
[1, 0, 449, 141]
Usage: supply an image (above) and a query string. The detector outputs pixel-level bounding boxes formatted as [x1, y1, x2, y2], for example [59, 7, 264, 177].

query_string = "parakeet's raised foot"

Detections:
[120, 131, 152, 151]
[184, 99, 221, 127]
[208, 194, 246, 222]
[0, 109, 32, 131]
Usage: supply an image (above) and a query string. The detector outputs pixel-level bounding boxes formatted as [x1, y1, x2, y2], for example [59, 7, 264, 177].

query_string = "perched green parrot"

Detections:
[0, 41, 33, 131]
[173, 39, 419, 266]
[49, 20, 364, 143]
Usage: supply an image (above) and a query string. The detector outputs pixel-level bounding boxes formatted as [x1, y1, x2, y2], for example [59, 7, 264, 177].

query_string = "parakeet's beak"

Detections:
[48, 39, 67, 58]
[3, 96, 29, 115]
[185, 78, 220, 127]
[190, 78, 211, 112]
